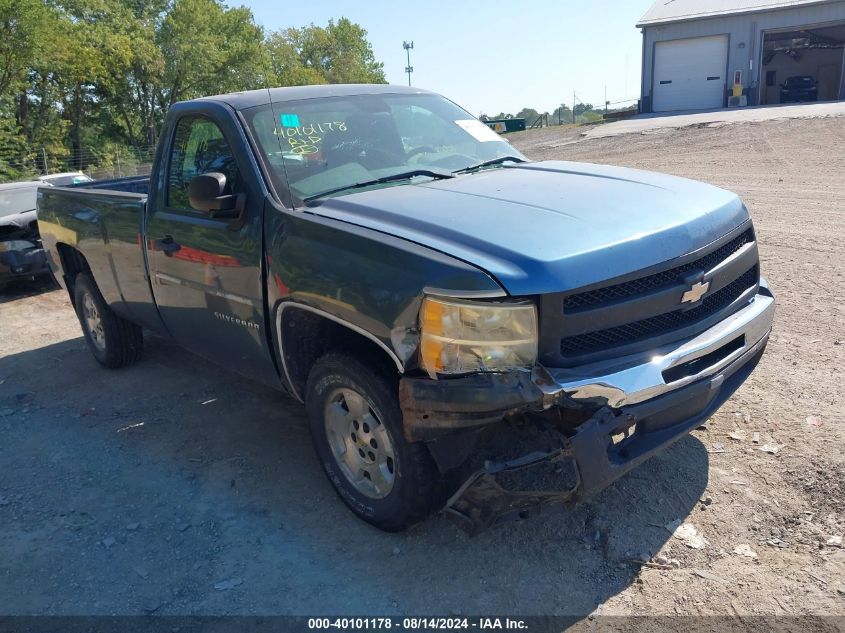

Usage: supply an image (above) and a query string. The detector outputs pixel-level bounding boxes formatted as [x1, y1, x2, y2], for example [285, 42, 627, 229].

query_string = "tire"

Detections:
[73, 273, 143, 369]
[305, 353, 440, 531]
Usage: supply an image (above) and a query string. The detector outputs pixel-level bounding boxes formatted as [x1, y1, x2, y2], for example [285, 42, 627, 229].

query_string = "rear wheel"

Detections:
[305, 353, 440, 531]
[73, 274, 143, 368]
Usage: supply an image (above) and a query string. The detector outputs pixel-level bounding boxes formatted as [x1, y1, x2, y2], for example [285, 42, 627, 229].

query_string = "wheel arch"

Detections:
[275, 302, 405, 403]
[55, 243, 92, 307]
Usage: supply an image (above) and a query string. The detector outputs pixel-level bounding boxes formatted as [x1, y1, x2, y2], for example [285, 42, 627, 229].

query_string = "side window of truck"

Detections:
[167, 116, 242, 210]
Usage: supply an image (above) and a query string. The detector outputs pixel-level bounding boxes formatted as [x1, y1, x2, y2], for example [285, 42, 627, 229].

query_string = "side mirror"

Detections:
[188, 172, 246, 229]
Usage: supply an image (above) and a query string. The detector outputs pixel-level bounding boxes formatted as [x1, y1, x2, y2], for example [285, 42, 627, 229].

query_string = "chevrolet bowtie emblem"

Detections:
[681, 280, 710, 304]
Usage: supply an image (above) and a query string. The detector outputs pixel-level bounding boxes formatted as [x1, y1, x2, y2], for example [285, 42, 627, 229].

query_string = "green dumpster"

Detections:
[483, 118, 526, 134]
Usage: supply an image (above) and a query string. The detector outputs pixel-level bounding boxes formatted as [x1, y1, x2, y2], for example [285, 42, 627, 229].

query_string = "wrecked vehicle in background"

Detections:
[0, 181, 51, 291]
[37, 85, 775, 533]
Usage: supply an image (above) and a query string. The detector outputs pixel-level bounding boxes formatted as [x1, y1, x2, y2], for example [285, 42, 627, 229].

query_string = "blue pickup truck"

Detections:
[37, 85, 775, 532]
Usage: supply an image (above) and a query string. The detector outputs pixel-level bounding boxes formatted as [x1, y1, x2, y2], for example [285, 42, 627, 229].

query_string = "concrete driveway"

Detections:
[585, 101, 845, 139]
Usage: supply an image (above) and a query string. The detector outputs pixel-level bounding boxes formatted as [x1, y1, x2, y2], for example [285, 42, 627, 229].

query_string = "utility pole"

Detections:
[573, 92, 576, 124]
[625, 54, 629, 98]
[558, 104, 563, 125]
[403, 41, 414, 86]
[41, 148, 49, 175]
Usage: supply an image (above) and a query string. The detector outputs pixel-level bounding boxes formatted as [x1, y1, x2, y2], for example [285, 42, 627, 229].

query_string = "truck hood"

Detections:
[306, 160, 749, 295]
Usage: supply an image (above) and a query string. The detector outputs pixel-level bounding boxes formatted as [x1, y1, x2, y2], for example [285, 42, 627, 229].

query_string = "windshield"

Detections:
[0, 187, 38, 218]
[785, 76, 814, 86]
[242, 92, 526, 204]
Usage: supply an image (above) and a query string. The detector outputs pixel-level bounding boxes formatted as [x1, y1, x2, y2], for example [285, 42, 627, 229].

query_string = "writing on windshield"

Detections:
[275, 119, 350, 156]
[244, 92, 527, 204]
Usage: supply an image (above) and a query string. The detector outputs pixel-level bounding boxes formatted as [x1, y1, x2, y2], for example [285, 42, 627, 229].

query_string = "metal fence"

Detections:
[0, 145, 156, 182]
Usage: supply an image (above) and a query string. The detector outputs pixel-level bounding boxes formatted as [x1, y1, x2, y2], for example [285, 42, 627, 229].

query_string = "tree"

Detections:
[158, 0, 264, 106]
[322, 18, 385, 84]
[0, 6, 388, 181]
[0, 0, 51, 96]
[0, 112, 35, 181]
[91, 0, 167, 147]
[574, 102, 594, 116]
[551, 104, 572, 124]
[266, 17, 385, 87]
[515, 107, 540, 123]
[265, 28, 328, 87]
[580, 110, 603, 123]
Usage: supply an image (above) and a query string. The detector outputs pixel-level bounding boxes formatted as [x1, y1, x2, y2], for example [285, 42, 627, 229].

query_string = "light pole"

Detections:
[403, 41, 414, 86]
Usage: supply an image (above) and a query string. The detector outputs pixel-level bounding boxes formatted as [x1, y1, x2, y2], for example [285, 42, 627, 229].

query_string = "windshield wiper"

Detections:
[454, 155, 527, 174]
[302, 168, 454, 204]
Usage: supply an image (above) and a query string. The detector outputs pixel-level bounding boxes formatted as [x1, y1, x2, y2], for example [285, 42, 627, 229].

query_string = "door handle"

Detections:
[154, 235, 181, 256]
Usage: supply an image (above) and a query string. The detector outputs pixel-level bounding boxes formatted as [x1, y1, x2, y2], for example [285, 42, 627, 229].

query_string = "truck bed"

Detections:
[37, 178, 160, 330]
[72, 175, 150, 196]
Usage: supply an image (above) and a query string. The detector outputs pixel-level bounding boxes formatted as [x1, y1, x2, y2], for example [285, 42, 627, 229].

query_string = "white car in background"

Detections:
[34, 172, 94, 187]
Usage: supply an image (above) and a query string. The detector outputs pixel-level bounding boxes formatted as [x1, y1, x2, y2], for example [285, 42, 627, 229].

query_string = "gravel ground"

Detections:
[1, 115, 843, 617]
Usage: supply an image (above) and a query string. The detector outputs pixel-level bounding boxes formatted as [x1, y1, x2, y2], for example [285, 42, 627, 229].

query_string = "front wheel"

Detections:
[73, 274, 143, 369]
[305, 353, 441, 531]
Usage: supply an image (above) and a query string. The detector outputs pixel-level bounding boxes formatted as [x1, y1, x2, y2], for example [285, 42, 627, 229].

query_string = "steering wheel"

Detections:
[361, 146, 403, 168]
[427, 153, 477, 170]
[325, 141, 402, 170]
[406, 145, 438, 159]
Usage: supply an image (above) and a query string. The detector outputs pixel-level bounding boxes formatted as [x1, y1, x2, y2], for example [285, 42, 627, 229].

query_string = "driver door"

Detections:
[145, 111, 275, 383]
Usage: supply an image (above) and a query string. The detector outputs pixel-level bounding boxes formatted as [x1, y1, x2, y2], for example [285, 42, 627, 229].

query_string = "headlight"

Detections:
[419, 296, 538, 379]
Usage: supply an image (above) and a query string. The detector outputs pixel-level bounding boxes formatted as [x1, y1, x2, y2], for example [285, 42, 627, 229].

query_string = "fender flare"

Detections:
[274, 301, 404, 402]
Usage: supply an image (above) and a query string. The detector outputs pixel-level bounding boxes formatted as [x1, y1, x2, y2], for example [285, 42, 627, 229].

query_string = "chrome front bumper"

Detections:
[534, 279, 775, 409]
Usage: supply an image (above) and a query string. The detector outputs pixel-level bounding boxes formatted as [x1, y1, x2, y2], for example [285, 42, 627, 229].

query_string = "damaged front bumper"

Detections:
[400, 283, 775, 532]
[0, 247, 50, 285]
[0, 210, 50, 286]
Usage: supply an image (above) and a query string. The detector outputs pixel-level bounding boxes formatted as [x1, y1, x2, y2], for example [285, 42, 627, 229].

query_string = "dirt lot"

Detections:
[1, 116, 843, 618]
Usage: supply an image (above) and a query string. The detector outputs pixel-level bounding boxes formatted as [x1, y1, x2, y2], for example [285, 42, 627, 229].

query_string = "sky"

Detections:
[245, 0, 652, 117]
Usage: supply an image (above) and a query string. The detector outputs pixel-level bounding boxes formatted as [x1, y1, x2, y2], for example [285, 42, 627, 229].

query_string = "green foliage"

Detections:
[159, 0, 265, 104]
[483, 108, 541, 123]
[551, 105, 572, 124]
[487, 103, 602, 128]
[580, 109, 604, 123]
[0, 101, 37, 181]
[0, 4, 384, 182]
[266, 18, 386, 86]
[573, 102, 594, 116]
[0, 0, 51, 95]
[515, 108, 540, 123]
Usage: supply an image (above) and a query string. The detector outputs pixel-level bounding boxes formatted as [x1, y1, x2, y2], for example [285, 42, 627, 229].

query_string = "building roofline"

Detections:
[636, 0, 840, 28]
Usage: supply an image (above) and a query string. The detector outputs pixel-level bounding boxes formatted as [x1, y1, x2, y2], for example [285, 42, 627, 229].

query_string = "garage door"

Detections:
[653, 35, 728, 112]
